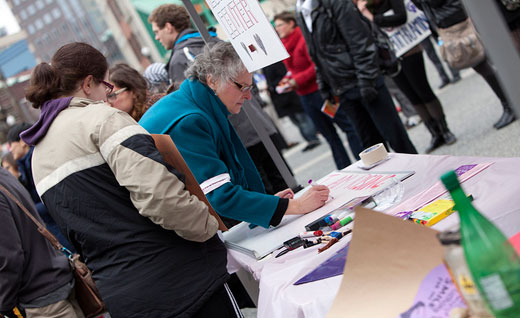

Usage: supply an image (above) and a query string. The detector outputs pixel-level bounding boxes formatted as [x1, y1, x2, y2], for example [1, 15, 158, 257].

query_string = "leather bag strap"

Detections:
[0, 184, 65, 254]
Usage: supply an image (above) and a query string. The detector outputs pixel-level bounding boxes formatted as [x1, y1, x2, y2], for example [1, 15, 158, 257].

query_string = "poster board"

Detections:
[327, 208, 465, 318]
[205, 0, 289, 72]
[223, 170, 414, 259]
[152, 134, 227, 231]
[382, 0, 431, 57]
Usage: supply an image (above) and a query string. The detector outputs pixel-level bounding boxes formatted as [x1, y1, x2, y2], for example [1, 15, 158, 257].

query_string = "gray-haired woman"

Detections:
[140, 41, 330, 229]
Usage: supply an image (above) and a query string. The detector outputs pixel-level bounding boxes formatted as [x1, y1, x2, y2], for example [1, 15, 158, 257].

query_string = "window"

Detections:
[35, 19, 43, 30]
[44, 13, 52, 24]
[27, 24, 35, 34]
[46, 0, 53, 4]
[36, 0, 44, 10]
[13, 0, 20, 6]
[19, 9, 27, 20]
[27, 4, 35, 15]
[52, 8, 61, 19]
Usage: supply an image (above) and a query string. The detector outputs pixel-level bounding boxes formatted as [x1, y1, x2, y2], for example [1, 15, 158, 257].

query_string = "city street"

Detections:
[278, 62, 520, 186]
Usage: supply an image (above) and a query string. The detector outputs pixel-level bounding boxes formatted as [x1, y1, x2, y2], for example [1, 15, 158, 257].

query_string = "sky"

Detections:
[0, 0, 21, 35]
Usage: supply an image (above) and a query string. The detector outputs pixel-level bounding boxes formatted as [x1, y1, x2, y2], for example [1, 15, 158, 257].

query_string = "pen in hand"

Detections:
[308, 179, 334, 200]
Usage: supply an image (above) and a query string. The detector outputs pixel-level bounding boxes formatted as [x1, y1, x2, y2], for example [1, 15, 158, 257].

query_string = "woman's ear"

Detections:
[206, 75, 217, 91]
[81, 75, 94, 95]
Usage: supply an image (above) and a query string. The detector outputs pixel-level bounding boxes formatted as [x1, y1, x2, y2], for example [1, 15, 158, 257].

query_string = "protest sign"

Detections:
[205, 0, 289, 72]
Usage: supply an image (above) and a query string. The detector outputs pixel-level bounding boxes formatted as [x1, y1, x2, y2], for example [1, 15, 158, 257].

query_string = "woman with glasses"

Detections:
[140, 42, 330, 228]
[108, 63, 150, 121]
[20, 42, 236, 317]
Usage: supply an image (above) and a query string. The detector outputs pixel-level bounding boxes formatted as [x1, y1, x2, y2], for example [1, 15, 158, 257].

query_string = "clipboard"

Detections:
[151, 134, 228, 231]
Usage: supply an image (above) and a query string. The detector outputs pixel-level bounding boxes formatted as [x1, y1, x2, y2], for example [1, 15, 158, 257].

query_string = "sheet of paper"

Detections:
[223, 170, 414, 259]
[327, 207, 451, 318]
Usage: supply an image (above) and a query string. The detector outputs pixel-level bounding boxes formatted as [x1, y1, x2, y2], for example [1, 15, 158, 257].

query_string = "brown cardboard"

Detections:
[327, 207, 444, 317]
[151, 134, 227, 231]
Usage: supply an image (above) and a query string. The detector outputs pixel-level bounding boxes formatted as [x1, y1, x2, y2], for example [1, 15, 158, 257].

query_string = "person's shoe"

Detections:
[302, 140, 321, 152]
[424, 120, 445, 153]
[438, 79, 450, 89]
[437, 117, 457, 145]
[451, 74, 462, 84]
[494, 103, 516, 129]
[286, 142, 299, 149]
[405, 115, 422, 129]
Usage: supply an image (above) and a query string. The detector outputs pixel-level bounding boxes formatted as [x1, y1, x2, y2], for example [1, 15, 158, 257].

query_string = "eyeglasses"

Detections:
[232, 81, 254, 93]
[101, 80, 114, 94]
[107, 87, 128, 102]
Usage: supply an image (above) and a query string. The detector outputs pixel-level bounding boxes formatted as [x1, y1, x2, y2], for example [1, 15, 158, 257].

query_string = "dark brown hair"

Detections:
[273, 11, 297, 25]
[109, 63, 149, 121]
[25, 42, 108, 109]
[148, 4, 190, 31]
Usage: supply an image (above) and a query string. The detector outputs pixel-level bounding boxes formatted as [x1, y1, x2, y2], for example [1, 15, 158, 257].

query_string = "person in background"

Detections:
[1, 152, 20, 179]
[357, 0, 457, 153]
[0, 168, 83, 318]
[108, 63, 150, 121]
[7, 123, 74, 252]
[412, 0, 517, 129]
[296, 0, 417, 154]
[420, 35, 461, 89]
[262, 61, 321, 152]
[143, 62, 170, 94]
[140, 42, 330, 229]
[495, 0, 520, 52]
[274, 11, 364, 168]
[22, 42, 237, 318]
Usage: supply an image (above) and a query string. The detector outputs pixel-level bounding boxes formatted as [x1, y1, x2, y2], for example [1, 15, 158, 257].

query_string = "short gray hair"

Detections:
[185, 41, 247, 86]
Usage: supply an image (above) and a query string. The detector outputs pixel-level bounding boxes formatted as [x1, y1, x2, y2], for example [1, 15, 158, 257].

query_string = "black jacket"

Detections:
[298, 0, 380, 96]
[263, 61, 304, 118]
[412, 0, 467, 29]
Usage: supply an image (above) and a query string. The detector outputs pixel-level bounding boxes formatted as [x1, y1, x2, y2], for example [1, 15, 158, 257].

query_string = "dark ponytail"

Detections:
[25, 42, 108, 109]
[25, 62, 61, 109]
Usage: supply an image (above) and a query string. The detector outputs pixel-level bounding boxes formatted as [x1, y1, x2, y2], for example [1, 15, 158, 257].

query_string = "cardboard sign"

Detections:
[327, 207, 465, 318]
[382, 0, 431, 57]
[205, 0, 289, 72]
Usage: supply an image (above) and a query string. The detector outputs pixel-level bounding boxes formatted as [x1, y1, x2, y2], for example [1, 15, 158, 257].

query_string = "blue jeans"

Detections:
[288, 112, 319, 142]
[299, 91, 363, 169]
[338, 77, 417, 154]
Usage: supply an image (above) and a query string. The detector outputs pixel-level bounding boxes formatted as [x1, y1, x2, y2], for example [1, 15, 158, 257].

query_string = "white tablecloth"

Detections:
[227, 153, 520, 318]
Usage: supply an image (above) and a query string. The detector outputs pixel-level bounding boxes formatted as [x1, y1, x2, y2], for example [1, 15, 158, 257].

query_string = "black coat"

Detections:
[412, 0, 467, 29]
[297, 0, 380, 96]
[263, 61, 304, 118]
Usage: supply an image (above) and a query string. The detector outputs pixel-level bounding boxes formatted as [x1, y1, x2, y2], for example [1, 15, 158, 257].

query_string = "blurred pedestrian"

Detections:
[262, 61, 321, 152]
[413, 0, 517, 129]
[297, 0, 417, 154]
[358, 0, 457, 153]
[274, 11, 364, 168]
[1, 152, 20, 178]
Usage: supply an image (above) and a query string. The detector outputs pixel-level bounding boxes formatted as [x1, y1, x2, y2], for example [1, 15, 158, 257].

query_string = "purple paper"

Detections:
[399, 264, 466, 318]
[294, 244, 349, 285]
[455, 164, 477, 177]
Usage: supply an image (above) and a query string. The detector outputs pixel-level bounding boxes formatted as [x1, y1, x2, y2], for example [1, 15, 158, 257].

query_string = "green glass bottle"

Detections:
[441, 170, 520, 317]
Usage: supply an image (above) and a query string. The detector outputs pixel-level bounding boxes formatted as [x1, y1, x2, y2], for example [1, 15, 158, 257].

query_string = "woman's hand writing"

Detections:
[285, 185, 330, 215]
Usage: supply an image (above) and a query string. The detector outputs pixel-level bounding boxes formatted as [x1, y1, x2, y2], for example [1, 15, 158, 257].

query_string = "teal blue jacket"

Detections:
[139, 79, 282, 228]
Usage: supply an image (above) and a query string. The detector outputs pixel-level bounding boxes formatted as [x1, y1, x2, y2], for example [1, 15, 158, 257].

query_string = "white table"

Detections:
[227, 153, 520, 318]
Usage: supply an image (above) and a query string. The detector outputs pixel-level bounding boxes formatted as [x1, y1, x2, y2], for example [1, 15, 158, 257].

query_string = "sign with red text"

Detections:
[205, 0, 289, 72]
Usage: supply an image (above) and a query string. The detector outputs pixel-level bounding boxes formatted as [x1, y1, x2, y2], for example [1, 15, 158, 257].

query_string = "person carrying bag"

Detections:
[0, 182, 105, 318]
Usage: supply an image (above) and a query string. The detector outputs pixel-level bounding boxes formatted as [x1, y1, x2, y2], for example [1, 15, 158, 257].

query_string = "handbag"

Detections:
[0, 184, 106, 318]
[437, 18, 486, 70]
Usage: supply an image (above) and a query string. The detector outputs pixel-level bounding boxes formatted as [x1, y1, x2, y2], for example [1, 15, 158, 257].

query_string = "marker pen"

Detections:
[330, 214, 355, 230]
[308, 179, 334, 200]
[299, 230, 323, 238]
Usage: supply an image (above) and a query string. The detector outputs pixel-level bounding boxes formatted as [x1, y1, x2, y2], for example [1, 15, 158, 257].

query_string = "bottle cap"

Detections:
[440, 170, 461, 191]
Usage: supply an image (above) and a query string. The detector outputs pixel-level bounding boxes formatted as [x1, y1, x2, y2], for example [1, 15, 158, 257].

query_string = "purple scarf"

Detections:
[20, 97, 73, 146]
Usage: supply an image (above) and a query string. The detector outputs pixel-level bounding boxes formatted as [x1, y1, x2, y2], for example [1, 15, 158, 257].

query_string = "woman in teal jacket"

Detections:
[140, 42, 329, 228]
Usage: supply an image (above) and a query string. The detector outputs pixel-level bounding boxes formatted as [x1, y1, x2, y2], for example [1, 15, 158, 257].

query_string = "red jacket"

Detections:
[281, 27, 319, 96]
